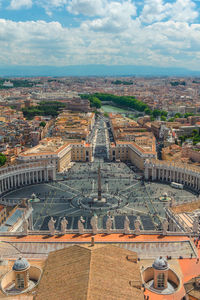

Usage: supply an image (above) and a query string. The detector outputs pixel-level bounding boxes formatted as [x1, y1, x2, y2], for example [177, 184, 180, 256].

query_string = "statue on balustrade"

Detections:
[106, 216, 113, 234]
[91, 215, 98, 234]
[134, 217, 141, 235]
[193, 217, 199, 234]
[22, 218, 29, 236]
[124, 216, 130, 234]
[48, 217, 56, 236]
[169, 197, 175, 207]
[61, 217, 68, 235]
[78, 216, 85, 234]
[162, 219, 168, 236]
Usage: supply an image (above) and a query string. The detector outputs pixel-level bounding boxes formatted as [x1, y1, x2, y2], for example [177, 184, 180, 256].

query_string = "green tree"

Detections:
[174, 112, 182, 118]
[39, 121, 46, 127]
[193, 136, 200, 145]
[161, 115, 166, 121]
[179, 135, 187, 145]
[168, 117, 174, 122]
[144, 107, 152, 115]
[82, 93, 149, 113]
[184, 112, 194, 118]
[90, 97, 101, 108]
[150, 115, 155, 121]
[152, 109, 161, 118]
[161, 110, 168, 117]
[192, 129, 198, 137]
[0, 153, 6, 166]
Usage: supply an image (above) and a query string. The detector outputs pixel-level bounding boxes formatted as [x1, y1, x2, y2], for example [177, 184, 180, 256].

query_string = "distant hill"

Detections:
[0, 64, 199, 77]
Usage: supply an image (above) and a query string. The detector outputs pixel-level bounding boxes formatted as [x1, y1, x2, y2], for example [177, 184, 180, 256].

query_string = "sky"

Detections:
[0, 0, 200, 70]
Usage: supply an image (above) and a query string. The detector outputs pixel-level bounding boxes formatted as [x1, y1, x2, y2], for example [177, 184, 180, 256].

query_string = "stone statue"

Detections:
[134, 217, 141, 235]
[193, 217, 199, 233]
[124, 216, 130, 234]
[162, 219, 168, 236]
[78, 216, 85, 234]
[22, 218, 29, 236]
[91, 215, 98, 234]
[61, 217, 68, 235]
[169, 197, 176, 207]
[106, 216, 113, 234]
[48, 217, 56, 235]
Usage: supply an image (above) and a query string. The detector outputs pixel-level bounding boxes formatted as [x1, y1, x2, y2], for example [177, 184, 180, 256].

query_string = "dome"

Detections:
[152, 257, 168, 270]
[13, 257, 30, 271]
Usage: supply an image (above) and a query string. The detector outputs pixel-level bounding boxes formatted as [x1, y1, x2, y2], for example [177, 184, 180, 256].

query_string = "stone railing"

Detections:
[0, 229, 196, 237]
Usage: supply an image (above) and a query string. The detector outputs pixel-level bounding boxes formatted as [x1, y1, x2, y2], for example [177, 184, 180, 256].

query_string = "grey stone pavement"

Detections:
[4, 161, 196, 231]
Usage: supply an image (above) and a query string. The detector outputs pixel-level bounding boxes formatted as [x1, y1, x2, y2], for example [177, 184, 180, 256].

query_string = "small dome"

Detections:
[13, 257, 30, 271]
[152, 257, 168, 270]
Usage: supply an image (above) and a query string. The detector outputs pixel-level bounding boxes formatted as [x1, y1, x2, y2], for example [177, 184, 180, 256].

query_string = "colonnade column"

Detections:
[25, 173, 27, 185]
[0, 180, 3, 193]
[40, 170, 43, 182]
[7, 178, 10, 189]
[36, 171, 39, 183]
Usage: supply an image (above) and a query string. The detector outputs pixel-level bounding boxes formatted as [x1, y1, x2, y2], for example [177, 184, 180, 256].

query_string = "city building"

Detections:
[18, 137, 93, 172]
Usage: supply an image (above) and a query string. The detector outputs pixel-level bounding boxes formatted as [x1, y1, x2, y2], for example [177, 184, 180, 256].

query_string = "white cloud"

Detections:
[9, 0, 32, 10]
[169, 0, 198, 22]
[36, 0, 67, 16]
[0, 0, 200, 70]
[140, 0, 171, 23]
[140, 0, 198, 23]
[67, 0, 107, 16]
[81, 1, 137, 32]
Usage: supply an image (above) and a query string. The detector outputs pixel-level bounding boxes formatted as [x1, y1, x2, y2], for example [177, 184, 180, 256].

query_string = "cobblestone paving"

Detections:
[4, 162, 196, 231]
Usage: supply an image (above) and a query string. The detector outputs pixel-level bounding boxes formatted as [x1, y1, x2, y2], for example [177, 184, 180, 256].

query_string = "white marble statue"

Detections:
[48, 217, 56, 235]
[134, 217, 141, 235]
[193, 217, 199, 233]
[124, 216, 130, 234]
[61, 217, 68, 235]
[78, 216, 85, 234]
[91, 215, 98, 234]
[106, 216, 113, 234]
[22, 218, 29, 236]
[170, 197, 176, 207]
[162, 219, 168, 236]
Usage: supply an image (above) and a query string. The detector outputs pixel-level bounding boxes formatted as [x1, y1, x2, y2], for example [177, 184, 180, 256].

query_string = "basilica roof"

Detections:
[34, 244, 143, 300]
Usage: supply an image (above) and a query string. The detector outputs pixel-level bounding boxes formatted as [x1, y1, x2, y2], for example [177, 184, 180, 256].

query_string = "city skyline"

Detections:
[0, 0, 200, 74]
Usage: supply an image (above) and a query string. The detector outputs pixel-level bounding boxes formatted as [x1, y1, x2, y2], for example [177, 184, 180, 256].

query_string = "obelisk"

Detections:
[97, 164, 102, 201]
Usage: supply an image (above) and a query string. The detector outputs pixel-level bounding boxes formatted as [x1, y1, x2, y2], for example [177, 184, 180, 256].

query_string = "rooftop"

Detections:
[34, 244, 143, 300]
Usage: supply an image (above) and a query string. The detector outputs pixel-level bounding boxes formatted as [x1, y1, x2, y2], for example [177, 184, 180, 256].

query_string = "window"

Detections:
[16, 273, 24, 289]
[157, 273, 165, 288]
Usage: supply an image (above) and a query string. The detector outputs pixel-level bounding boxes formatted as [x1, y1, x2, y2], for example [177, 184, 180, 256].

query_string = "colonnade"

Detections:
[145, 159, 200, 192]
[0, 162, 56, 195]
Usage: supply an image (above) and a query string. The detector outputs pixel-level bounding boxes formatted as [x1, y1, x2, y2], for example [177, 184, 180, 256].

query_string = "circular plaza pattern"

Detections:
[3, 161, 197, 232]
[71, 192, 126, 212]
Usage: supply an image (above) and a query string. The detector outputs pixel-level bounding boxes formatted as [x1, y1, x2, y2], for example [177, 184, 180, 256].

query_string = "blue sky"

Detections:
[0, 0, 200, 70]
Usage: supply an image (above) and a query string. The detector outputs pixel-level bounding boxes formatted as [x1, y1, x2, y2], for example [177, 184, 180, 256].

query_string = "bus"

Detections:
[171, 182, 183, 189]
